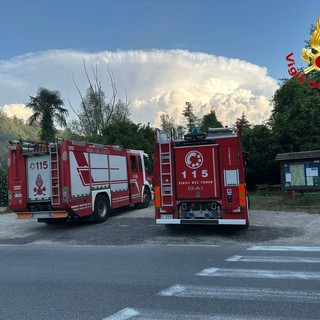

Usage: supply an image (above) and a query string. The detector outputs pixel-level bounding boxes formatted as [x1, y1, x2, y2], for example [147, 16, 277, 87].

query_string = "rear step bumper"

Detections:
[16, 211, 68, 219]
[156, 218, 247, 225]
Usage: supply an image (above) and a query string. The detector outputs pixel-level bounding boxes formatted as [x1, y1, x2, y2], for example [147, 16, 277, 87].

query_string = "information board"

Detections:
[283, 160, 320, 189]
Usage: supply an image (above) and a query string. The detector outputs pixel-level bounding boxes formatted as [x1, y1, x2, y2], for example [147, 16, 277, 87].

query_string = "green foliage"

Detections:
[111, 100, 131, 123]
[72, 63, 130, 137]
[160, 113, 175, 134]
[73, 88, 131, 137]
[0, 111, 40, 164]
[249, 192, 320, 213]
[75, 85, 108, 136]
[26, 87, 68, 141]
[101, 120, 154, 156]
[159, 113, 186, 138]
[182, 102, 199, 132]
[270, 76, 320, 152]
[241, 70, 320, 189]
[242, 124, 280, 189]
[200, 108, 223, 132]
[58, 126, 84, 141]
[0, 164, 8, 206]
[238, 112, 250, 130]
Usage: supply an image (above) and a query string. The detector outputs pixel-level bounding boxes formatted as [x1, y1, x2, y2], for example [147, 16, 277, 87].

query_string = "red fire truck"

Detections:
[153, 122, 249, 227]
[7, 139, 152, 223]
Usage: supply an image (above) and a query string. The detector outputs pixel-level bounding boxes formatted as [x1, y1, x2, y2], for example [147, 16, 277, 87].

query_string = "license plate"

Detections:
[161, 214, 173, 219]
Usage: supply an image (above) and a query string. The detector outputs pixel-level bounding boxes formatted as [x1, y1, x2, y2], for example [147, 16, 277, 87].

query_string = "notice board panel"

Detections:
[283, 160, 320, 189]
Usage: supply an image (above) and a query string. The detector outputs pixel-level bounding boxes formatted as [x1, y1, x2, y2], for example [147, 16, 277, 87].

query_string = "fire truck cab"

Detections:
[154, 123, 249, 227]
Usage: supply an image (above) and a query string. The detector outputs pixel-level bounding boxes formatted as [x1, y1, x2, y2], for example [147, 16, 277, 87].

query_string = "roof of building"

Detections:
[275, 150, 320, 161]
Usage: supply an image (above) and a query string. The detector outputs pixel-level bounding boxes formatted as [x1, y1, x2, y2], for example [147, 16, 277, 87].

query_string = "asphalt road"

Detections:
[1, 244, 320, 320]
[1, 207, 320, 319]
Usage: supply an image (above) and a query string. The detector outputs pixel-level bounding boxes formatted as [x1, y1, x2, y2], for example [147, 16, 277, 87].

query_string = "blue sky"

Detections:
[1, 0, 318, 79]
[0, 0, 319, 126]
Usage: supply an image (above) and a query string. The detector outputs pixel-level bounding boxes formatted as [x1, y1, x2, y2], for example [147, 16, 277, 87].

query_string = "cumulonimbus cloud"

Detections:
[1, 104, 32, 122]
[0, 49, 278, 127]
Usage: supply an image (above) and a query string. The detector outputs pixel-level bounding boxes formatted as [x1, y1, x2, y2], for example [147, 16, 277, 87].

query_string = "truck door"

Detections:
[174, 145, 220, 200]
[128, 154, 143, 202]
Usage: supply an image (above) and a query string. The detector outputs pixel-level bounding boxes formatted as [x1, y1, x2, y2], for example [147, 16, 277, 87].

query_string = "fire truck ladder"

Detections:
[159, 141, 173, 206]
[49, 143, 61, 206]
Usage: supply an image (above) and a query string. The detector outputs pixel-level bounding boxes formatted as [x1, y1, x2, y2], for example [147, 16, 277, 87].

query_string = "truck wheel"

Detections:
[93, 194, 109, 223]
[142, 189, 151, 208]
[135, 189, 151, 208]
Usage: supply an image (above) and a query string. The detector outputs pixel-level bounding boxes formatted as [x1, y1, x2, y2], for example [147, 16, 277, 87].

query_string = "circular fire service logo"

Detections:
[185, 150, 203, 169]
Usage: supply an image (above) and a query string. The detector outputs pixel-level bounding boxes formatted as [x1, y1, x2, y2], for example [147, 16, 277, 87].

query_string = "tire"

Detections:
[135, 189, 151, 209]
[93, 194, 109, 223]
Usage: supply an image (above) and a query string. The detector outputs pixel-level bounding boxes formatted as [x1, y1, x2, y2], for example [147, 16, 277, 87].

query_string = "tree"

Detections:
[0, 164, 8, 206]
[269, 76, 320, 152]
[111, 100, 131, 123]
[79, 85, 108, 136]
[241, 124, 280, 190]
[101, 120, 154, 156]
[200, 108, 223, 132]
[237, 112, 250, 129]
[160, 113, 175, 134]
[71, 95, 130, 138]
[72, 63, 130, 138]
[0, 110, 40, 165]
[26, 87, 68, 141]
[176, 125, 185, 139]
[182, 102, 199, 132]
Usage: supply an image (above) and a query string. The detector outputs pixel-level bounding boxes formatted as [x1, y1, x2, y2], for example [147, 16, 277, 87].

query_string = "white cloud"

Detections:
[1, 104, 32, 122]
[0, 49, 278, 127]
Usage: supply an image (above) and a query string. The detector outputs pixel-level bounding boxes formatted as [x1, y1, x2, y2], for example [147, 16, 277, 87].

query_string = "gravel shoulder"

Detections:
[0, 208, 319, 246]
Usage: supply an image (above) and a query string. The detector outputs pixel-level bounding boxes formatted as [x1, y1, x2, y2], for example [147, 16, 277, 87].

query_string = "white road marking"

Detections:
[158, 284, 320, 303]
[167, 244, 219, 247]
[196, 267, 320, 280]
[226, 255, 320, 263]
[247, 246, 320, 252]
[103, 307, 295, 320]
[102, 307, 139, 320]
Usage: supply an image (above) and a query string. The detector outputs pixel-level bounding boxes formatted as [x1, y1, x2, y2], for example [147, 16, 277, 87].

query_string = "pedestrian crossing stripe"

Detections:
[103, 306, 304, 320]
[247, 246, 320, 252]
[196, 267, 320, 280]
[226, 255, 320, 263]
[158, 284, 320, 303]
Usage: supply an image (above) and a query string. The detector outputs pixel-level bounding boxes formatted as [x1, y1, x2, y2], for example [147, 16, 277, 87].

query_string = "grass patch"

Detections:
[249, 191, 320, 213]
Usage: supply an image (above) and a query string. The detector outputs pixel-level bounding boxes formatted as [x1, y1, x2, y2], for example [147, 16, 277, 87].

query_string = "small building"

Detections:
[275, 150, 320, 198]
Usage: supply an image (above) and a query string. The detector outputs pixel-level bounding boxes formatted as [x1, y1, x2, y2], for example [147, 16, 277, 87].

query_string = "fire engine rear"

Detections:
[154, 123, 249, 227]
